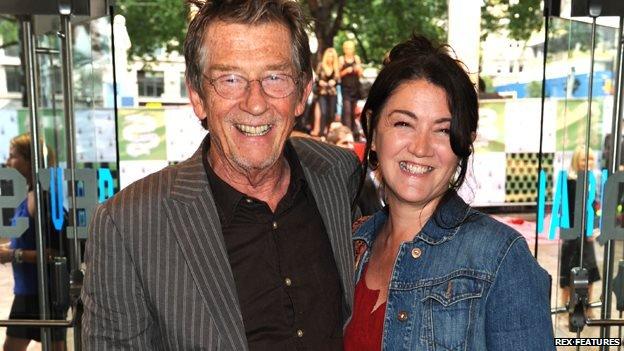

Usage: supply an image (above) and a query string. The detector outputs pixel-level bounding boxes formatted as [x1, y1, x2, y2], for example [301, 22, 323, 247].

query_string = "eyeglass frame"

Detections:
[202, 73, 301, 100]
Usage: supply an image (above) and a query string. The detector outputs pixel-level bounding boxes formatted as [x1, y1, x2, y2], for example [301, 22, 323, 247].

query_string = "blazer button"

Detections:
[398, 311, 409, 321]
[411, 248, 422, 259]
[296, 329, 304, 337]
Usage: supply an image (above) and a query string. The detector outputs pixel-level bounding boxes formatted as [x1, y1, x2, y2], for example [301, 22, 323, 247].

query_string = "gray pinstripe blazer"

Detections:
[81, 137, 360, 350]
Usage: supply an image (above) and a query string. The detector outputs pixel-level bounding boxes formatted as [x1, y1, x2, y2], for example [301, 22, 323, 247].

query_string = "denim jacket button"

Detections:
[398, 311, 409, 321]
[411, 248, 422, 259]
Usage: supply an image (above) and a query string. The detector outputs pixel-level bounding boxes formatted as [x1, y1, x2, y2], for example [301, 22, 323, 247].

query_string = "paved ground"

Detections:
[495, 213, 624, 351]
[0, 239, 74, 351]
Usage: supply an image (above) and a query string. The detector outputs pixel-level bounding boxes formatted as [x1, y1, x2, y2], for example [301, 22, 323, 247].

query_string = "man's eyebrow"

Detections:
[209, 63, 292, 72]
[209, 64, 239, 72]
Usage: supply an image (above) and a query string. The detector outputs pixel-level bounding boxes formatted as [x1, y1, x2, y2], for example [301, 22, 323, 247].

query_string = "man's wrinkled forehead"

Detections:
[201, 20, 296, 73]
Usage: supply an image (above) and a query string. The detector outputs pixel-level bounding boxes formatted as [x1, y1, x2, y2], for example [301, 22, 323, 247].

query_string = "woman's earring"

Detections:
[367, 150, 379, 170]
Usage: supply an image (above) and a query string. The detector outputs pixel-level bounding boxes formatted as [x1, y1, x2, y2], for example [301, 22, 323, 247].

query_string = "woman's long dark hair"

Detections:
[355, 34, 479, 218]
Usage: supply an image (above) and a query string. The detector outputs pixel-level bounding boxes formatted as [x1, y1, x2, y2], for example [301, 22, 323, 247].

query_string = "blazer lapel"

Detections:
[294, 140, 355, 318]
[163, 148, 248, 350]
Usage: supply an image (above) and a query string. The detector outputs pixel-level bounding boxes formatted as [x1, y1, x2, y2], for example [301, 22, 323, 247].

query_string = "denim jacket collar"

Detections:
[353, 191, 472, 247]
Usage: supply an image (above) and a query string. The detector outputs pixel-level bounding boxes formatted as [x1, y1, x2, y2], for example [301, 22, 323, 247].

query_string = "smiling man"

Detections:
[81, 1, 360, 350]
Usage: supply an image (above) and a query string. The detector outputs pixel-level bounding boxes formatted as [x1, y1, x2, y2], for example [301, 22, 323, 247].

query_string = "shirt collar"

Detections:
[202, 135, 307, 224]
[352, 191, 473, 247]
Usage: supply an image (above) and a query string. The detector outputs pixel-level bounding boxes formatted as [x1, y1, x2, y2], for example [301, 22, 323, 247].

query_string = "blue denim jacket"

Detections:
[352, 192, 554, 351]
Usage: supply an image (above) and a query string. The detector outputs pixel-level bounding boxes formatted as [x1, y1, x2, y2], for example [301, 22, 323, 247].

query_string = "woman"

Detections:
[559, 147, 600, 313]
[0, 134, 66, 351]
[344, 35, 553, 350]
[339, 40, 363, 132]
[315, 47, 340, 136]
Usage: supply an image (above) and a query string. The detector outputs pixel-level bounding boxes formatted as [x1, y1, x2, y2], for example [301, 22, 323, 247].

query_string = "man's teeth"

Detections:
[399, 161, 432, 175]
[236, 124, 271, 136]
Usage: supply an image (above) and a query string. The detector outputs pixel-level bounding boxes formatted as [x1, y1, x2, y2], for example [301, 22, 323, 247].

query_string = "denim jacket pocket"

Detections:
[420, 274, 485, 351]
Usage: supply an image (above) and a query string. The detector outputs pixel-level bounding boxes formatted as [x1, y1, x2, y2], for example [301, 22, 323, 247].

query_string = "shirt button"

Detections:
[411, 247, 422, 259]
[272, 221, 278, 230]
[245, 198, 253, 204]
[296, 329, 304, 337]
[284, 277, 292, 286]
[398, 311, 409, 321]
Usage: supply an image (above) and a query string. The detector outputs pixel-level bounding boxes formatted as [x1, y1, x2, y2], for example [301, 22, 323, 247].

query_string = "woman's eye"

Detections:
[439, 128, 450, 134]
[394, 121, 409, 127]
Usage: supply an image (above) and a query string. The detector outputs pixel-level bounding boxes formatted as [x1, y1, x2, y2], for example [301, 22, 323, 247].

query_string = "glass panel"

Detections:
[0, 13, 119, 350]
[538, 16, 620, 339]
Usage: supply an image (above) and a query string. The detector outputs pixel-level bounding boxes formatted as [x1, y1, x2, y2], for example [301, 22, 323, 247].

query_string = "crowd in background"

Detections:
[295, 40, 366, 141]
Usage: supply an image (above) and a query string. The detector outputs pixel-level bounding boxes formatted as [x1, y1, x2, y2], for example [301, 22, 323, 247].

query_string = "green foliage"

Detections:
[526, 80, 543, 97]
[115, 0, 189, 60]
[0, 17, 19, 46]
[340, 0, 447, 65]
[481, 0, 543, 42]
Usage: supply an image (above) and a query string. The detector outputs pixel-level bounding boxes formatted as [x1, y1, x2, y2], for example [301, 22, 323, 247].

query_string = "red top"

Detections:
[344, 264, 386, 351]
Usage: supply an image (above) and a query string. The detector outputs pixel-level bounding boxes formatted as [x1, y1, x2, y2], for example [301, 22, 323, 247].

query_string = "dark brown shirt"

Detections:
[202, 138, 344, 351]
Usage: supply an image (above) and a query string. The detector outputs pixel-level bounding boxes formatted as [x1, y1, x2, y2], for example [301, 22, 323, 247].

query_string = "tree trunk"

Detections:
[308, 0, 346, 66]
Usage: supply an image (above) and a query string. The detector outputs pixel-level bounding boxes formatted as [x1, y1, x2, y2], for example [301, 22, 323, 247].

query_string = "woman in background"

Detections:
[315, 47, 340, 136]
[339, 40, 363, 132]
[0, 134, 65, 351]
[559, 146, 601, 315]
[344, 35, 553, 350]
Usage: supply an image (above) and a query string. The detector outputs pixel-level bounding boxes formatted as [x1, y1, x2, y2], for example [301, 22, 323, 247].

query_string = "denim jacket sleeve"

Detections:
[485, 237, 554, 350]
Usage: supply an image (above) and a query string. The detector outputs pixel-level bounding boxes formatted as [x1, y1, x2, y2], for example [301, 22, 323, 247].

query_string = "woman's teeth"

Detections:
[236, 124, 271, 136]
[399, 161, 432, 175]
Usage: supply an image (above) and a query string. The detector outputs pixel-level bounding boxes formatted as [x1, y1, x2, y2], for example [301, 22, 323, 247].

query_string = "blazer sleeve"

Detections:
[484, 237, 555, 350]
[81, 204, 155, 349]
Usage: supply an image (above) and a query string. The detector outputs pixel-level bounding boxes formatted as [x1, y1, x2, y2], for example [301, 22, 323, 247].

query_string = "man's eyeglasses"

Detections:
[204, 73, 299, 99]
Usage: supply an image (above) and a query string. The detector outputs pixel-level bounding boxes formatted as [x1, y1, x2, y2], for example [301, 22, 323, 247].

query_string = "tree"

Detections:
[0, 16, 19, 49]
[115, 0, 189, 60]
[303, 0, 347, 62]
[481, 0, 543, 42]
[339, 0, 447, 64]
[303, 0, 447, 65]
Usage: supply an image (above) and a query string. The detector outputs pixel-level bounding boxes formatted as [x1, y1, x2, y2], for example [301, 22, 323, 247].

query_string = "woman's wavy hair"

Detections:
[357, 34, 478, 207]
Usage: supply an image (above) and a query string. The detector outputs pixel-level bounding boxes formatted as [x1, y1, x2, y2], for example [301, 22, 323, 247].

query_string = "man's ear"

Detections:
[187, 81, 207, 122]
[294, 79, 313, 117]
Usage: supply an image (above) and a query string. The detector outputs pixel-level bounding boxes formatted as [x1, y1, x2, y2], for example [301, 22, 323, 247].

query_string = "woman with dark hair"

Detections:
[343, 35, 553, 350]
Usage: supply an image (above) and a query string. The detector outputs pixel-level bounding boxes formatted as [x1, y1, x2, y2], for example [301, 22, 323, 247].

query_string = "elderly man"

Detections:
[81, 1, 360, 350]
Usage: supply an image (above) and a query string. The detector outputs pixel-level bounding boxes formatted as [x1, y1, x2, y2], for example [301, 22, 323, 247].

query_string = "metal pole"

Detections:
[602, 17, 624, 346]
[109, 5, 121, 191]
[59, 1, 82, 271]
[20, 16, 52, 351]
[580, 15, 599, 292]
[534, 4, 552, 259]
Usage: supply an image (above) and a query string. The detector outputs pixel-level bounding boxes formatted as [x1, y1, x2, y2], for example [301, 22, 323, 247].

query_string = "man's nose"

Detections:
[240, 80, 269, 116]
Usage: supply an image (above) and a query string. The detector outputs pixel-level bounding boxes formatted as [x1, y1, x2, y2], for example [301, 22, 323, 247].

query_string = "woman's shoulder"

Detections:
[456, 210, 527, 258]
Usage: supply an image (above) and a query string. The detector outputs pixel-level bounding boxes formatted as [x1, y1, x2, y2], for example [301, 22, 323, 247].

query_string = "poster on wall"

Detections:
[475, 101, 505, 153]
[117, 108, 167, 161]
[164, 107, 207, 162]
[556, 99, 603, 151]
[93, 109, 117, 162]
[460, 152, 507, 206]
[0, 109, 20, 164]
[504, 99, 556, 153]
